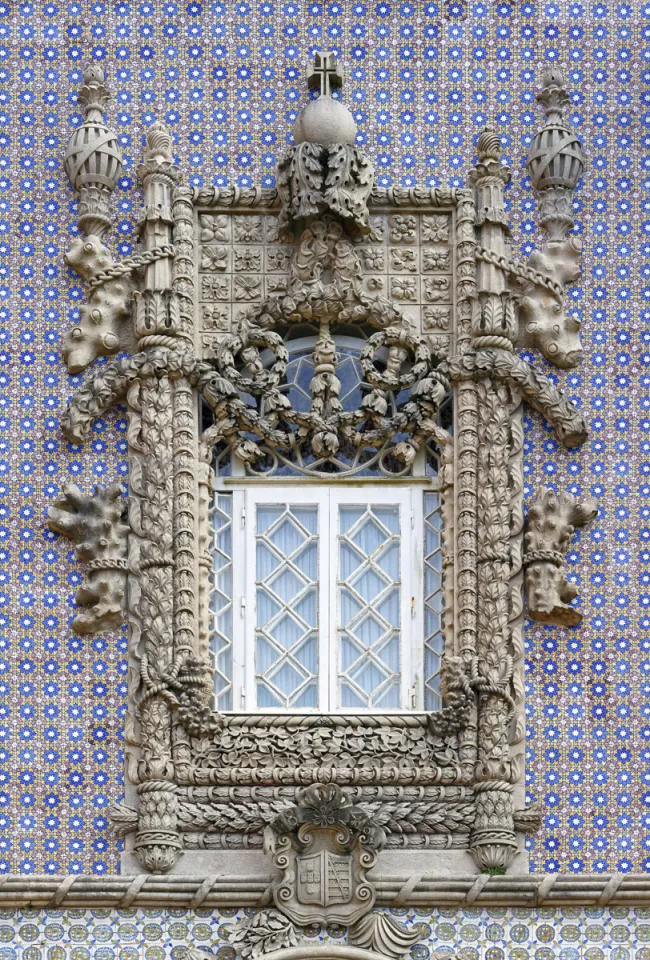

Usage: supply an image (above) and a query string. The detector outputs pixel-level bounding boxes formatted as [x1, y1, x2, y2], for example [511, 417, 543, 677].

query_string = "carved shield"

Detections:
[297, 850, 352, 906]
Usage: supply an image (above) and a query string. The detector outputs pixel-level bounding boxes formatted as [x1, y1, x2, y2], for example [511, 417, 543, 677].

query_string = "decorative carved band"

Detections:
[0, 873, 644, 909]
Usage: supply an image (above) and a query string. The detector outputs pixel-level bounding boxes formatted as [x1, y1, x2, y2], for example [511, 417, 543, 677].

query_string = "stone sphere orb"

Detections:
[293, 98, 357, 146]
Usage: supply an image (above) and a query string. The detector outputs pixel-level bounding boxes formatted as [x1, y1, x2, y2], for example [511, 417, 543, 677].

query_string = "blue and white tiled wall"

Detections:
[1, 0, 648, 875]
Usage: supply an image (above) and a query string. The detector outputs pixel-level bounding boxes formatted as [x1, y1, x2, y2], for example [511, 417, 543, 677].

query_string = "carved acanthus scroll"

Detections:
[524, 486, 597, 626]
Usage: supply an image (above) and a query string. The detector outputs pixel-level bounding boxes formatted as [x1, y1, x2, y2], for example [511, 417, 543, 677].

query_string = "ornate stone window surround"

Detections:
[53, 59, 595, 883]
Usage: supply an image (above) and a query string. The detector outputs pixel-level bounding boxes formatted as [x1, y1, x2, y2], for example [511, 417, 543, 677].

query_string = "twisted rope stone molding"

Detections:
[0, 874, 644, 908]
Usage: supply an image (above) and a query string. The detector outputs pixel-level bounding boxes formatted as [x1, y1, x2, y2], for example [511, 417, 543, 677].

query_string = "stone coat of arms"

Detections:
[264, 784, 383, 926]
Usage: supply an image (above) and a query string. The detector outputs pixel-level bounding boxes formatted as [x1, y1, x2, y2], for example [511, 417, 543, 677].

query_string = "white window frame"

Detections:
[227, 484, 426, 714]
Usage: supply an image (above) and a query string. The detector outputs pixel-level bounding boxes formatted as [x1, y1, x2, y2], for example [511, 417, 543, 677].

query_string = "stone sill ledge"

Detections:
[0, 874, 646, 909]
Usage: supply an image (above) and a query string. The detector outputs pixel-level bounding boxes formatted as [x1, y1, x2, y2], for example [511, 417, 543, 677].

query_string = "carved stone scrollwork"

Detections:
[47, 482, 128, 634]
[524, 486, 597, 626]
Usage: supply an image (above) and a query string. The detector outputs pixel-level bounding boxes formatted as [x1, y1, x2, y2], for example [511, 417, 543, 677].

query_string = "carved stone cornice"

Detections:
[0, 873, 645, 909]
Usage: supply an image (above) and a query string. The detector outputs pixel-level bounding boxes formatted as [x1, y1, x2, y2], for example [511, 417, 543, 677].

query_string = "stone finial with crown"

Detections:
[277, 50, 374, 237]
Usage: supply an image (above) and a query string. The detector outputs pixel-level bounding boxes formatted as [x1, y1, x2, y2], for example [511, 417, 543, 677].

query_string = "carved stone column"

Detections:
[451, 188, 480, 781]
[131, 125, 185, 873]
[467, 129, 519, 872]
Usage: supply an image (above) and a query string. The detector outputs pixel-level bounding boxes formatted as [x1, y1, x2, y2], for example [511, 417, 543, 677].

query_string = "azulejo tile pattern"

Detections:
[0, 0, 646, 875]
[0, 906, 649, 959]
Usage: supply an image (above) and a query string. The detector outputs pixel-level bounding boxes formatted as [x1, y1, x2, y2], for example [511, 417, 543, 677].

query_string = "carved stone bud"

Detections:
[65, 64, 123, 237]
[134, 288, 180, 341]
[527, 67, 584, 241]
[47, 482, 128, 634]
[524, 485, 597, 626]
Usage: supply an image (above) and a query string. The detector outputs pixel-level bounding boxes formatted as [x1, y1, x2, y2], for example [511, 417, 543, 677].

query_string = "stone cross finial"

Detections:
[307, 50, 343, 98]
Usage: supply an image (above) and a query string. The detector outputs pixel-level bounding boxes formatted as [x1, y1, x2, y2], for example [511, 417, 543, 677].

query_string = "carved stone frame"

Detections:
[55, 65, 591, 879]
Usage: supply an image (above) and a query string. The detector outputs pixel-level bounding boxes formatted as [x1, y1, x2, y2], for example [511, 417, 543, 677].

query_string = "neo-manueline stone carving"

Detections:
[63, 64, 133, 372]
[517, 67, 585, 367]
[524, 486, 598, 626]
[47, 482, 128, 634]
[244, 784, 425, 959]
[54, 54, 591, 876]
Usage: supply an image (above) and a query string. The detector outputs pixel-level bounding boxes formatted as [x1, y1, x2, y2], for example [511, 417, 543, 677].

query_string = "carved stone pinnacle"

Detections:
[294, 49, 356, 146]
[527, 65, 583, 241]
[65, 63, 122, 238]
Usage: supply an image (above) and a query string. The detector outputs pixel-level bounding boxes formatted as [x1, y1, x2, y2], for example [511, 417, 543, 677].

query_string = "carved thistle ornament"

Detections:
[50, 55, 591, 877]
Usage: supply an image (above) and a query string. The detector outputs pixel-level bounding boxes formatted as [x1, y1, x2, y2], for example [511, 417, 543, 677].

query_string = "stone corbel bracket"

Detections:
[47, 482, 128, 634]
[524, 485, 597, 626]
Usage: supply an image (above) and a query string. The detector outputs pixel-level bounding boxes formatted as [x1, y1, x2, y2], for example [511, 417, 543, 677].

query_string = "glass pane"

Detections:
[337, 503, 402, 708]
[255, 503, 319, 709]
[210, 493, 233, 710]
[424, 492, 444, 711]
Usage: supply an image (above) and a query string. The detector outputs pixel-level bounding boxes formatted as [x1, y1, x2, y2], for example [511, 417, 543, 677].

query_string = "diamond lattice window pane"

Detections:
[351, 567, 388, 602]
[209, 494, 234, 710]
[351, 518, 387, 554]
[293, 682, 318, 709]
[337, 504, 402, 708]
[268, 567, 305, 603]
[340, 541, 365, 579]
[255, 503, 320, 708]
[268, 613, 306, 648]
[268, 517, 306, 554]
[424, 492, 444, 711]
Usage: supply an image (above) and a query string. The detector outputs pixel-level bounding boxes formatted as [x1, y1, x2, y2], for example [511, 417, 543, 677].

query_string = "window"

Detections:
[210, 484, 444, 713]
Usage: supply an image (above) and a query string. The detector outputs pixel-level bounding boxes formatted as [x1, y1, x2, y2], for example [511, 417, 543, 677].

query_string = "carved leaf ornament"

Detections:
[51, 53, 591, 885]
